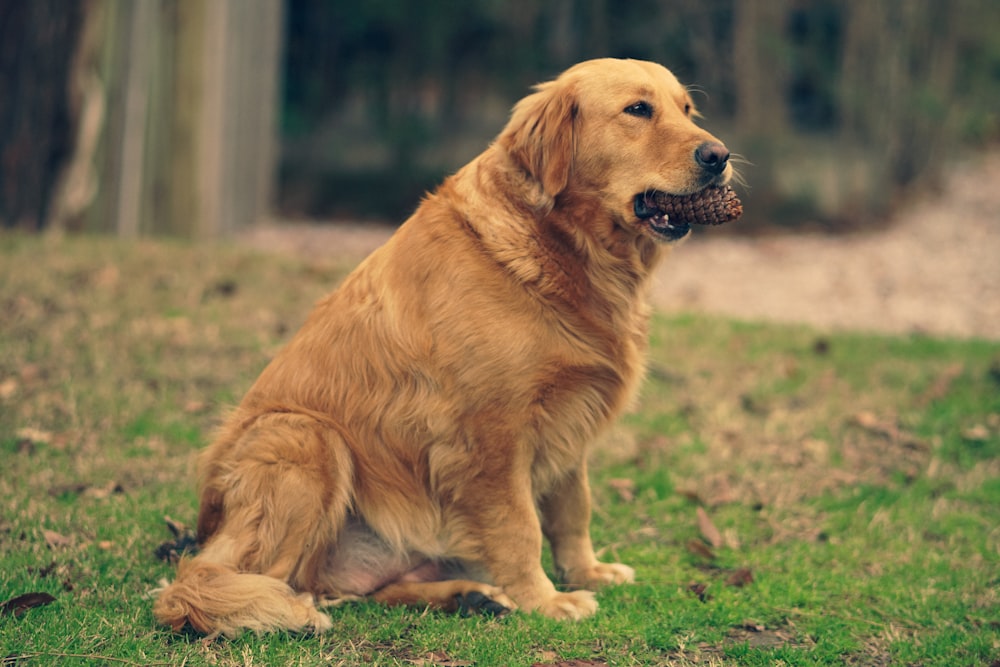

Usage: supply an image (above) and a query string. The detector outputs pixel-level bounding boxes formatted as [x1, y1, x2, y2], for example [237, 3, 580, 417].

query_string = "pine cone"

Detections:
[648, 185, 742, 226]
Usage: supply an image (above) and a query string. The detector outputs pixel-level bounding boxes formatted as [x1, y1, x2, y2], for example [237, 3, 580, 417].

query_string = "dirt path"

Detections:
[243, 152, 1000, 340]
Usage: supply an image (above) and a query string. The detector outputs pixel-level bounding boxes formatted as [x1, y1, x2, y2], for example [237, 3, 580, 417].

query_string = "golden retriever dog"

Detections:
[154, 58, 735, 637]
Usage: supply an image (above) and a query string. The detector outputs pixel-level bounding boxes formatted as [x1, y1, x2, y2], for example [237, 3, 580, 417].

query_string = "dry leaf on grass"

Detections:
[42, 530, 72, 549]
[916, 363, 963, 407]
[851, 411, 926, 449]
[607, 478, 636, 502]
[0, 377, 18, 399]
[48, 480, 125, 500]
[962, 424, 990, 442]
[15, 427, 52, 445]
[696, 507, 724, 548]
[687, 582, 712, 603]
[1, 592, 56, 617]
[677, 488, 702, 504]
[726, 568, 754, 588]
[85, 481, 125, 499]
[183, 400, 210, 414]
[534, 651, 560, 664]
[410, 652, 472, 667]
[686, 539, 716, 560]
[18, 363, 42, 384]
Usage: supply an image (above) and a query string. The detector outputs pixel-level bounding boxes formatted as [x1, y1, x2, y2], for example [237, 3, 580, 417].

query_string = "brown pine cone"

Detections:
[648, 185, 743, 226]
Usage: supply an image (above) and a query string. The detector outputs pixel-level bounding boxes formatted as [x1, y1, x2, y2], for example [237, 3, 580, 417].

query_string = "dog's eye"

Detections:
[684, 102, 692, 116]
[623, 101, 653, 119]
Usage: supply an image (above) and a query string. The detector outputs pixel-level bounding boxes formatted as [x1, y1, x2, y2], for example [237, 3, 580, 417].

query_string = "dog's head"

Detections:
[499, 58, 734, 243]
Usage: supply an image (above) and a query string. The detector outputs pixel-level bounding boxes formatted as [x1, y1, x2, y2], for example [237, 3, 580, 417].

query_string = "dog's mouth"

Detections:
[633, 185, 743, 243]
[633, 194, 690, 242]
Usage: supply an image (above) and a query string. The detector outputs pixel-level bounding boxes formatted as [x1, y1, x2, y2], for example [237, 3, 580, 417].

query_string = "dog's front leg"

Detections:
[455, 473, 600, 620]
[539, 460, 635, 590]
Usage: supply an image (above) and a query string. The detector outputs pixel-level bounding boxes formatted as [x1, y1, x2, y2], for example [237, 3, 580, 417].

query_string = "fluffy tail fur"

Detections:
[154, 409, 354, 637]
[153, 558, 332, 638]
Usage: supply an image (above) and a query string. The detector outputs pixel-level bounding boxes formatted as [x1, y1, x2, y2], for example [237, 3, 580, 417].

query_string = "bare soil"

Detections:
[243, 151, 1000, 340]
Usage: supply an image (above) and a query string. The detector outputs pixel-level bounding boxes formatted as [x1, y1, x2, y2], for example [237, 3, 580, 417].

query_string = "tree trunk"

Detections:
[107, 0, 283, 237]
[0, 1, 84, 230]
[4, 0, 283, 238]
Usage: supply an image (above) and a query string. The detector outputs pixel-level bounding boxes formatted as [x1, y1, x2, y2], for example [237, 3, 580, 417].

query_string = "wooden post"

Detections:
[82, 0, 283, 237]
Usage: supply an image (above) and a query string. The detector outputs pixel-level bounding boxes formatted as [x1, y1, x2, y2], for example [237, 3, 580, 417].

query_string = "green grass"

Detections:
[1, 232, 997, 666]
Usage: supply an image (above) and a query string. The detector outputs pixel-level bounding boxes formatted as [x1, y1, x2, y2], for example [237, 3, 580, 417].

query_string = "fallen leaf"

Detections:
[726, 567, 754, 587]
[686, 539, 716, 560]
[697, 507, 723, 548]
[202, 279, 238, 301]
[850, 411, 925, 449]
[962, 424, 990, 442]
[706, 476, 736, 507]
[84, 481, 125, 499]
[183, 400, 209, 414]
[15, 427, 52, 445]
[0, 377, 17, 399]
[677, 488, 702, 504]
[93, 264, 120, 288]
[687, 582, 711, 603]
[534, 651, 559, 664]
[607, 478, 635, 503]
[42, 530, 72, 549]
[49, 483, 89, 498]
[917, 363, 963, 406]
[27, 561, 58, 578]
[723, 528, 742, 550]
[852, 411, 881, 431]
[411, 652, 472, 667]
[1, 592, 56, 617]
[18, 363, 42, 384]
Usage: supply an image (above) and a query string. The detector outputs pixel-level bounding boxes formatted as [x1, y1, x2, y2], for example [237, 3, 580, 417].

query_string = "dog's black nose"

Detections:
[694, 142, 730, 175]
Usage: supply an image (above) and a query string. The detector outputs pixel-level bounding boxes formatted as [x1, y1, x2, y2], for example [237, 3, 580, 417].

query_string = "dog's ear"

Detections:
[499, 81, 577, 198]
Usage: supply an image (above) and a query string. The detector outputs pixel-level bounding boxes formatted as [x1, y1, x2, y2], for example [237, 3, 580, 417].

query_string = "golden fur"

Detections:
[153, 58, 734, 637]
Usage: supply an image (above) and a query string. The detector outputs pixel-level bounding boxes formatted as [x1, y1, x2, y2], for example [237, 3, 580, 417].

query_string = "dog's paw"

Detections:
[455, 586, 516, 617]
[308, 611, 333, 633]
[570, 562, 635, 589]
[296, 593, 334, 633]
[534, 590, 598, 620]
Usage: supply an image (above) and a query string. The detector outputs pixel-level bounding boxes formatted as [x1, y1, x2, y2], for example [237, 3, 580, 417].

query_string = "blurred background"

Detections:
[2, 0, 999, 237]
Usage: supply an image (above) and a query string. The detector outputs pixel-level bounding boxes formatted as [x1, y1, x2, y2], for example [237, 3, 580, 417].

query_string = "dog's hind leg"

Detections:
[154, 412, 353, 637]
[369, 579, 515, 616]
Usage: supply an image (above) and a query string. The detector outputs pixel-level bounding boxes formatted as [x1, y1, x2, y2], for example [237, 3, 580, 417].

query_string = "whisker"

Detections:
[728, 152, 753, 166]
[726, 154, 751, 189]
[686, 85, 709, 102]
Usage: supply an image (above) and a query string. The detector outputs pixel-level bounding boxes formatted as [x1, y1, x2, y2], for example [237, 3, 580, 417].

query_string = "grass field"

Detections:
[1, 232, 997, 666]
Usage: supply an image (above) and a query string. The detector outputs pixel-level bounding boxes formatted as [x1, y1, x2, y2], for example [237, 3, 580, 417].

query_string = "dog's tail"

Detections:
[153, 557, 332, 638]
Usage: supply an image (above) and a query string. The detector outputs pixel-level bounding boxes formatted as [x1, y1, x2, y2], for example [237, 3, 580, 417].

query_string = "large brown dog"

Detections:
[154, 58, 735, 637]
